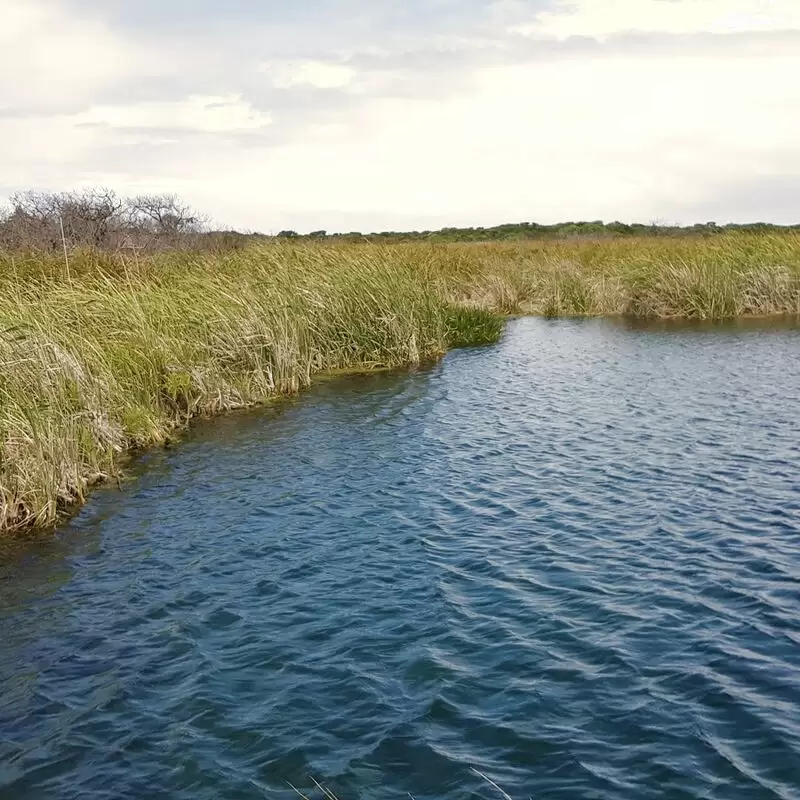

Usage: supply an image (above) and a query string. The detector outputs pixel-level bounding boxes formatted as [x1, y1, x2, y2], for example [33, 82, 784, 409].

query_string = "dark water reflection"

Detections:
[2, 317, 800, 800]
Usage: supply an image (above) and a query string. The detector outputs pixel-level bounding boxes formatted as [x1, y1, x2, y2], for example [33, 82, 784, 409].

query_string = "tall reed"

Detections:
[442, 233, 800, 317]
[1, 233, 798, 534]
[0, 245, 499, 532]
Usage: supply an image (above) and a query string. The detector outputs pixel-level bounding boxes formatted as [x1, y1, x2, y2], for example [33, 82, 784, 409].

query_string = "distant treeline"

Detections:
[2, 187, 798, 253]
[276, 220, 800, 243]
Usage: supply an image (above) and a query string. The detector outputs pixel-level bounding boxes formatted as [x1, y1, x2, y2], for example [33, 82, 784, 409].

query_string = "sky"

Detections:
[1, 0, 798, 232]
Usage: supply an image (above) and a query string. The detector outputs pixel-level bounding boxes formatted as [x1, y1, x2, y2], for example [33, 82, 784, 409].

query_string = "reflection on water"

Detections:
[2, 317, 800, 800]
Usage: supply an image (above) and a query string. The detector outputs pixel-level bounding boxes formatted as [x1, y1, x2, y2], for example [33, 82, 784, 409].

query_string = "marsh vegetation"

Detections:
[1, 229, 799, 533]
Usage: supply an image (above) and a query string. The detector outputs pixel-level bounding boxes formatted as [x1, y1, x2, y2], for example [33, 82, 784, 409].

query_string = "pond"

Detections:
[2, 317, 800, 799]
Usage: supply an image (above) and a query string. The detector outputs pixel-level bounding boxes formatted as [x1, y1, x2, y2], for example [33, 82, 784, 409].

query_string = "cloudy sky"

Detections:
[1, 0, 798, 232]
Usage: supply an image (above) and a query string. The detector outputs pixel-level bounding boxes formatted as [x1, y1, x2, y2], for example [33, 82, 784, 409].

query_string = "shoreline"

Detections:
[6, 311, 800, 539]
[2, 235, 799, 536]
[4, 356, 464, 540]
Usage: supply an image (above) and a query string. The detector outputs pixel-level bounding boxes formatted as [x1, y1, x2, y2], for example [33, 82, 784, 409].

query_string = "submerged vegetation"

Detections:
[1, 232, 799, 534]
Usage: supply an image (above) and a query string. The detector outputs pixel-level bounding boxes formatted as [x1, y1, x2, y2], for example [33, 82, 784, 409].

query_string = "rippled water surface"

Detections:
[2, 318, 800, 800]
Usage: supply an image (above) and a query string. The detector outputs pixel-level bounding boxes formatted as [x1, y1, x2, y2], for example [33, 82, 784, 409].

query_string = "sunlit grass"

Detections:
[1, 232, 798, 533]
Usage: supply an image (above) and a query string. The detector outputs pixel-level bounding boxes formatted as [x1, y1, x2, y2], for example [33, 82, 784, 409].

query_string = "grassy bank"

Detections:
[445, 233, 800, 317]
[1, 233, 799, 533]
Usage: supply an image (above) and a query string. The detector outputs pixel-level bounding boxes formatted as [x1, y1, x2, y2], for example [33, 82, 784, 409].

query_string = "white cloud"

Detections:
[194, 50, 799, 229]
[0, 95, 271, 193]
[521, 0, 800, 39]
[1, 0, 799, 229]
[77, 96, 272, 134]
[262, 60, 357, 90]
[0, 0, 142, 110]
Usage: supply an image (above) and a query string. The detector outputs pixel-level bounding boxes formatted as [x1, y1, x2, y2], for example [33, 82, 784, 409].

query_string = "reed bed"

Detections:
[445, 233, 800, 317]
[1, 233, 798, 534]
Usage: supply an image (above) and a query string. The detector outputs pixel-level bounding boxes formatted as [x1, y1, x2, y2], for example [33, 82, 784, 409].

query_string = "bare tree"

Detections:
[5, 190, 64, 250]
[3, 188, 125, 249]
[1, 188, 208, 252]
[60, 188, 123, 248]
[126, 194, 206, 237]
[0, 202, 12, 250]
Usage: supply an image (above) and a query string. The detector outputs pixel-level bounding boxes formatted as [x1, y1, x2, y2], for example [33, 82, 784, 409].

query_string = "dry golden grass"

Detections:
[1, 233, 798, 534]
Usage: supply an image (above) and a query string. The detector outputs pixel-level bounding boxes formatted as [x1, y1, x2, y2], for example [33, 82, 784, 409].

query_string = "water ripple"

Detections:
[2, 317, 800, 799]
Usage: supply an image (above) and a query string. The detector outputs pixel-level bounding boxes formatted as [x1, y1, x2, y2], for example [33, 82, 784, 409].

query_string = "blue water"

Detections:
[2, 317, 800, 800]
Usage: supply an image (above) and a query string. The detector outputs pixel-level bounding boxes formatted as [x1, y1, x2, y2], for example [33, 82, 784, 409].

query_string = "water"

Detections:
[2, 317, 800, 800]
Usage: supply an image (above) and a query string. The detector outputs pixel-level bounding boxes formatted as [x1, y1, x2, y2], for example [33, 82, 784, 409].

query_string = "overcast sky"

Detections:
[1, 0, 798, 232]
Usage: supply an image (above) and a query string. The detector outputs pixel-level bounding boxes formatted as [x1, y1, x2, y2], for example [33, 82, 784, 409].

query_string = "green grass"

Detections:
[0, 244, 500, 533]
[1, 233, 799, 534]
